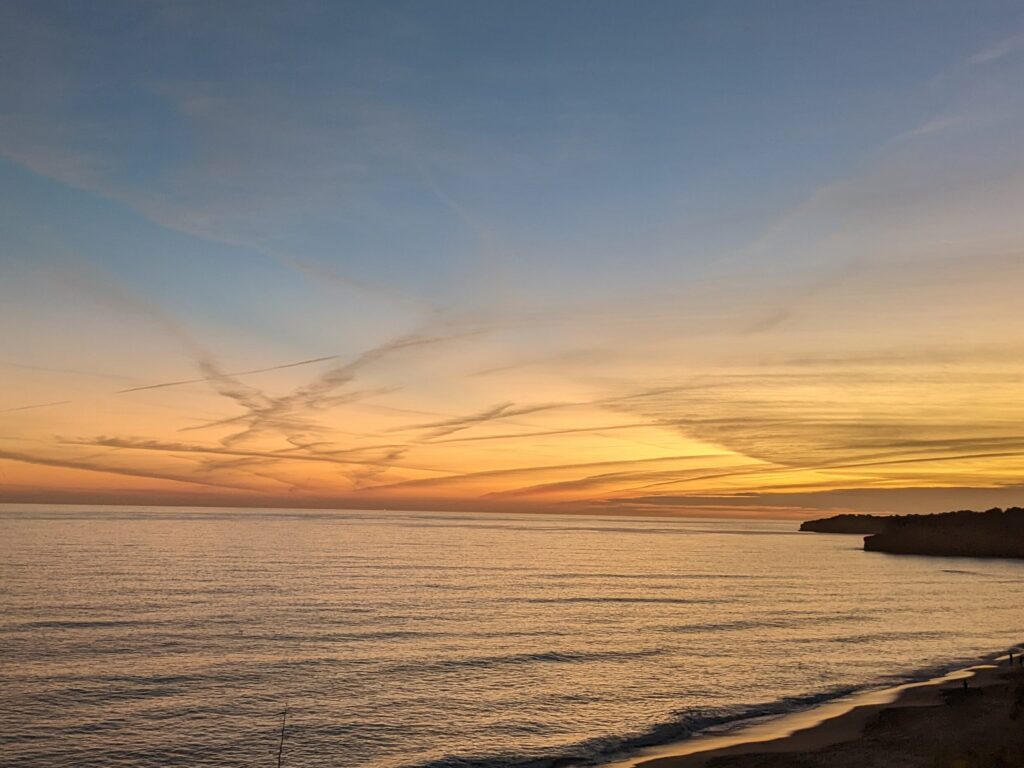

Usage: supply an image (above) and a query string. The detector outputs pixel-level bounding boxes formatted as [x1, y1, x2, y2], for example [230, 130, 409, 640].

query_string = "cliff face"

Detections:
[799, 514, 892, 534]
[862, 507, 1024, 559]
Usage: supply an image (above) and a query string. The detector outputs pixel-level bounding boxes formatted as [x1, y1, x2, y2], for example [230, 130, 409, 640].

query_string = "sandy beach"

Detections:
[605, 650, 1024, 768]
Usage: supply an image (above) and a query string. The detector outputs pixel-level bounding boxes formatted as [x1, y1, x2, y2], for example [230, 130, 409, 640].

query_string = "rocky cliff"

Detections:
[862, 507, 1024, 558]
[802, 507, 1024, 559]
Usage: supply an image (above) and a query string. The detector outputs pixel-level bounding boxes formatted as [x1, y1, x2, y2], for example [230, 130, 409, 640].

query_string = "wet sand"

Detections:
[605, 650, 1024, 768]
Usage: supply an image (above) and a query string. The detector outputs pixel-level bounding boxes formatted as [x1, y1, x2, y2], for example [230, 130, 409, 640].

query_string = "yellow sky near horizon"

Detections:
[5, 298, 1024, 518]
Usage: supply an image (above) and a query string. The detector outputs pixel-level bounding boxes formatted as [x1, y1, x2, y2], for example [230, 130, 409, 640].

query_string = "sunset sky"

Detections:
[3, 1, 1024, 517]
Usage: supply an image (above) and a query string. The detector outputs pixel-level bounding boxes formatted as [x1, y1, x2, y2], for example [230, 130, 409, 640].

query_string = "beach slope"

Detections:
[609, 657, 1024, 768]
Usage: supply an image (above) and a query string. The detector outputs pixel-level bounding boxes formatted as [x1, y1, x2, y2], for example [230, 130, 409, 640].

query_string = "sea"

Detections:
[2, 506, 1022, 768]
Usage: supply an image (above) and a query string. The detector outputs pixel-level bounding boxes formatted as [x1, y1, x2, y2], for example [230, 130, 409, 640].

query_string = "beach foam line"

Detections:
[599, 646, 1022, 768]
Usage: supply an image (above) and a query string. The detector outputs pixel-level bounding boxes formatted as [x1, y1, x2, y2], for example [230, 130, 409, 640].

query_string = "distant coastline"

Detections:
[801, 507, 1024, 559]
[799, 514, 891, 534]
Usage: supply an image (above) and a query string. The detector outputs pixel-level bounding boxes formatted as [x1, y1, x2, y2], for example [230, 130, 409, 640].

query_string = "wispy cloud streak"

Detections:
[117, 355, 339, 393]
[395, 401, 567, 440]
[0, 447, 255, 491]
[1, 400, 73, 413]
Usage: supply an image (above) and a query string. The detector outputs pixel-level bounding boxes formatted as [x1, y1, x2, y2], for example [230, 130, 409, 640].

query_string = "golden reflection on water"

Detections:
[2, 507, 1023, 768]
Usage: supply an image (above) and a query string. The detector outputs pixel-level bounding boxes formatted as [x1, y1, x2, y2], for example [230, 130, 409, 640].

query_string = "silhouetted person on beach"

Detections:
[962, 679, 968, 690]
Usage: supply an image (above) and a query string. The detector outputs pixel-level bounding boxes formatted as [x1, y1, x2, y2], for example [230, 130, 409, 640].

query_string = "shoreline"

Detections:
[601, 647, 1023, 768]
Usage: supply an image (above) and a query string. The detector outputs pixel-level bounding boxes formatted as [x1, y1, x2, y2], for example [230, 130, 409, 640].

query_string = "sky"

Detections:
[2, 1, 1024, 518]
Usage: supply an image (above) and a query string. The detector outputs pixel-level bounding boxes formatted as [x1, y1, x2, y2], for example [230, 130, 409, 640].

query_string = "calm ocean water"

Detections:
[2, 506, 1022, 768]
